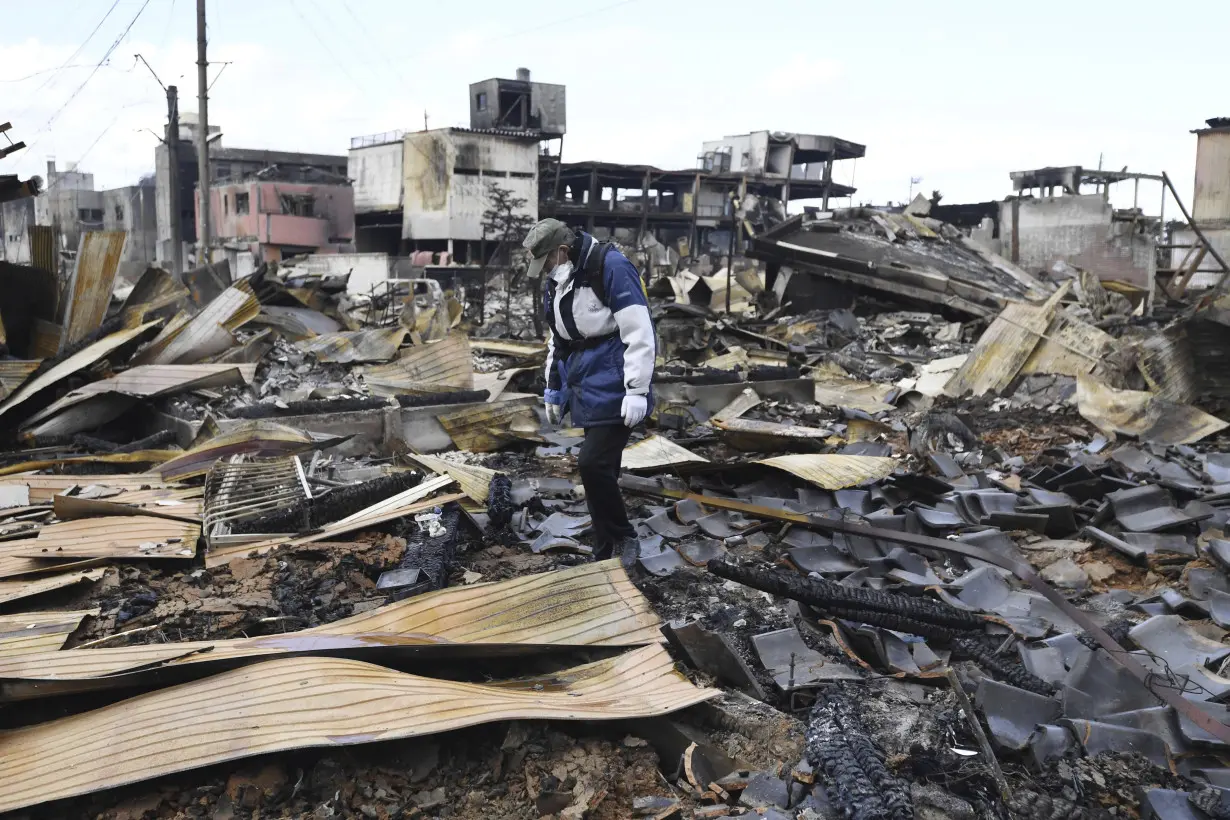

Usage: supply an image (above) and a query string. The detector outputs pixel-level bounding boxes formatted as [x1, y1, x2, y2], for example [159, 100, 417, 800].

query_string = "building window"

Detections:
[235, 192, 250, 215]
[279, 192, 315, 217]
[476, 92, 488, 111]
[114, 204, 124, 221]
[223, 194, 228, 215]
[78, 208, 102, 222]
[215, 163, 231, 179]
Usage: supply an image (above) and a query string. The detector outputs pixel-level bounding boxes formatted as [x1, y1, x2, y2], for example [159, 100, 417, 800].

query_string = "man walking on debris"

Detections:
[524, 218, 656, 569]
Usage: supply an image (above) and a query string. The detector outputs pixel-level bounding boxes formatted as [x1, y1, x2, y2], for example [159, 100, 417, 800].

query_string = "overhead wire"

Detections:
[14, 0, 122, 113]
[31, 0, 155, 142]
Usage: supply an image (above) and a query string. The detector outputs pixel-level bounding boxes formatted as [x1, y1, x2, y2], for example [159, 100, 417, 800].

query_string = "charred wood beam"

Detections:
[806, 686, 912, 820]
[231, 470, 423, 534]
[706, 559, 986, 639]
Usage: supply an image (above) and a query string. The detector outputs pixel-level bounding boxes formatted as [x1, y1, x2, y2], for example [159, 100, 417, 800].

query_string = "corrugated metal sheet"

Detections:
[205, 481, 459, 566]
[1075, 374, 1228, 445]
[159, 421, 345, 482]
[23, 364, 257, 435]
[27, 225, 57, 275]
[139, 281, 260, 365]
[53, 488, 203, 522]
[0, 645, 715, 814]
[10, 517, 199, 560]
[943, 284, 1069, 397]
[1019, 308, 1126, 382]
[0, 567, 105, 606]
[0, 474, 176, 504]
[409, 455, 496, 503]
[119, 266, 192, 326]
[295, 327, 408, 363]
[0, 360, 40, 401]
[0, 609, 97, 657]
[0, 322, 161, 422]
[1137, 329, 1197, 404]
[0, 553, 105, 581]
[757, 454, 897, 490]
[437, 397, 539, 452]
[362, 334, 474, 395]
[622, 435, 710, 470]
[62, 231, 127, 347]
[0, 560, 662, 690]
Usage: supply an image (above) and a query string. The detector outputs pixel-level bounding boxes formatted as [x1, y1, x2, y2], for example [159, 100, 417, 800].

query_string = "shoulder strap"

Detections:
[578, 241, 612, 307]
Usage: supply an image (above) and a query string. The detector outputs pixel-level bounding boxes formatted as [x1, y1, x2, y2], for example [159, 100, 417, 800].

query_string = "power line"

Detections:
[37, 0, 154, 135]
[293, 0, 363, 90]
[12, 0, 122, 117]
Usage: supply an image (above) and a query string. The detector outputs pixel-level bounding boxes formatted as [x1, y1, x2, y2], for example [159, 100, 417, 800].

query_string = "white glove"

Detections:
[621, 394, 648, 428]
[545, 403, 563, 426]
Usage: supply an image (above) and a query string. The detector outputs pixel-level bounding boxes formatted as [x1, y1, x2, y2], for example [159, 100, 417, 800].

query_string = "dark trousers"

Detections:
[578, 423, 635, 550]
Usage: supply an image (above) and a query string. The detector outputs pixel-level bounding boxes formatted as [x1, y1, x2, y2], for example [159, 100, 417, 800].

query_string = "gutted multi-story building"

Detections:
[539, 131, 863, 257]
[349, 68, 561, 264]
[156, 113, 349, 267]
[199, 166, 355, 275]
[1170, 118, 1230, 290]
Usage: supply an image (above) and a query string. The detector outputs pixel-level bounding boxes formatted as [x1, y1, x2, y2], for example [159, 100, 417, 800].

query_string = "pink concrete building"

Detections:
[198, 177, 355, 262]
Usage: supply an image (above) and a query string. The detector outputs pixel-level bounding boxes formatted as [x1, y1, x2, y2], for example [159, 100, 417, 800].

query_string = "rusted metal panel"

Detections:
[362, 334, 474, 395]
[0, 560, 663, 692]
[0, 609, 97, 657]
[62, 231, 127, 347]
[0, 360, 40, 400]
[0, 567, 104, 606]
[22, 363, 257, 436]
[138, 280, 259, 365]
[0, 474, 176, 504]
[158, 421, 349, 482]
[0, 322, 161, 423]
[756, 454, 897, 490]
[10, 516, 200, 560]
[0, 645, 716, 814]
[295, 327, 408, 363]
[437, 396, 539, 452]
[943, 283, 1070, 397]
[27, 225, 57, 275]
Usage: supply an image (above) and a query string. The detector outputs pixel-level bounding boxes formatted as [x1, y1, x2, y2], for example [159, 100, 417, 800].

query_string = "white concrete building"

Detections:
[349, 127, 540, 263]
[1172, 118, 1230, 289]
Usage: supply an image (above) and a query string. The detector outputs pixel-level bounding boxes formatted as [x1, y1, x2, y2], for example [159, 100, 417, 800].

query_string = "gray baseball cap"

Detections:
[523, 218, 576, 279]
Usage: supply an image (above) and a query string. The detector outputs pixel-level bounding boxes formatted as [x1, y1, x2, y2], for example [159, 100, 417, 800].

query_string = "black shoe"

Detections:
[618, 536, 640, 571]
[592, 540, 614, 561]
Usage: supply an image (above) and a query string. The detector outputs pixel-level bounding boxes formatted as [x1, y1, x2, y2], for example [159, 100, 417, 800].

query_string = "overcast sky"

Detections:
[2, 0, 1225, 211]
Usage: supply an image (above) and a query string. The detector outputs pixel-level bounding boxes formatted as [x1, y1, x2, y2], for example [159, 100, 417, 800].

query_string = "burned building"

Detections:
[999, 165, 1161, 297]
[155, 113, 348, 267]
[539, 131, 863, 259]
[199, 165, 355, 275]
[1170, 118, 1230, 290]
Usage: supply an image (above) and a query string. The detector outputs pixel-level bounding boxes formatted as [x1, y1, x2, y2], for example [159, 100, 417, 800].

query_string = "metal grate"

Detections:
[203, 455, 311, 545]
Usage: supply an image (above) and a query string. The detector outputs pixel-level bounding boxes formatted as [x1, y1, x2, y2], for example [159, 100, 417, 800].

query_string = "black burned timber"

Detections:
[618, 477, 1230, 747]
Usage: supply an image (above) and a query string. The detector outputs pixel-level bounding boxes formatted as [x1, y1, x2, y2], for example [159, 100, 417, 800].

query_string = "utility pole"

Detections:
[165, 85, 182, 276]
[196, 0, 211, 265]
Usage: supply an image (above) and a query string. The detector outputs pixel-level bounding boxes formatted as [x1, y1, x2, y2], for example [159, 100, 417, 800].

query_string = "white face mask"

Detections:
[550, 260, 574, 282]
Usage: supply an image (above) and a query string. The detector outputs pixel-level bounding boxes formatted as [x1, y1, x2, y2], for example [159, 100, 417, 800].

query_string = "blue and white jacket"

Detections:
[542, 233, 655, 428]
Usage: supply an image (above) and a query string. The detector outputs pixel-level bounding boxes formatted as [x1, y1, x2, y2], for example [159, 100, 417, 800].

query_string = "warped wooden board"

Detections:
[0, 322, 161, 422]
[0, 560, 662, 692]
[0, 568, 105, 607]
[757, 454, 897, 490]
[407, 455, 496, 504]
[362, 334, 474, 394]
[10, 517, 200, 560]
[0, 645, 717, 814]
[621, 435, 710, 471]
[0, 609, 97, 657]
